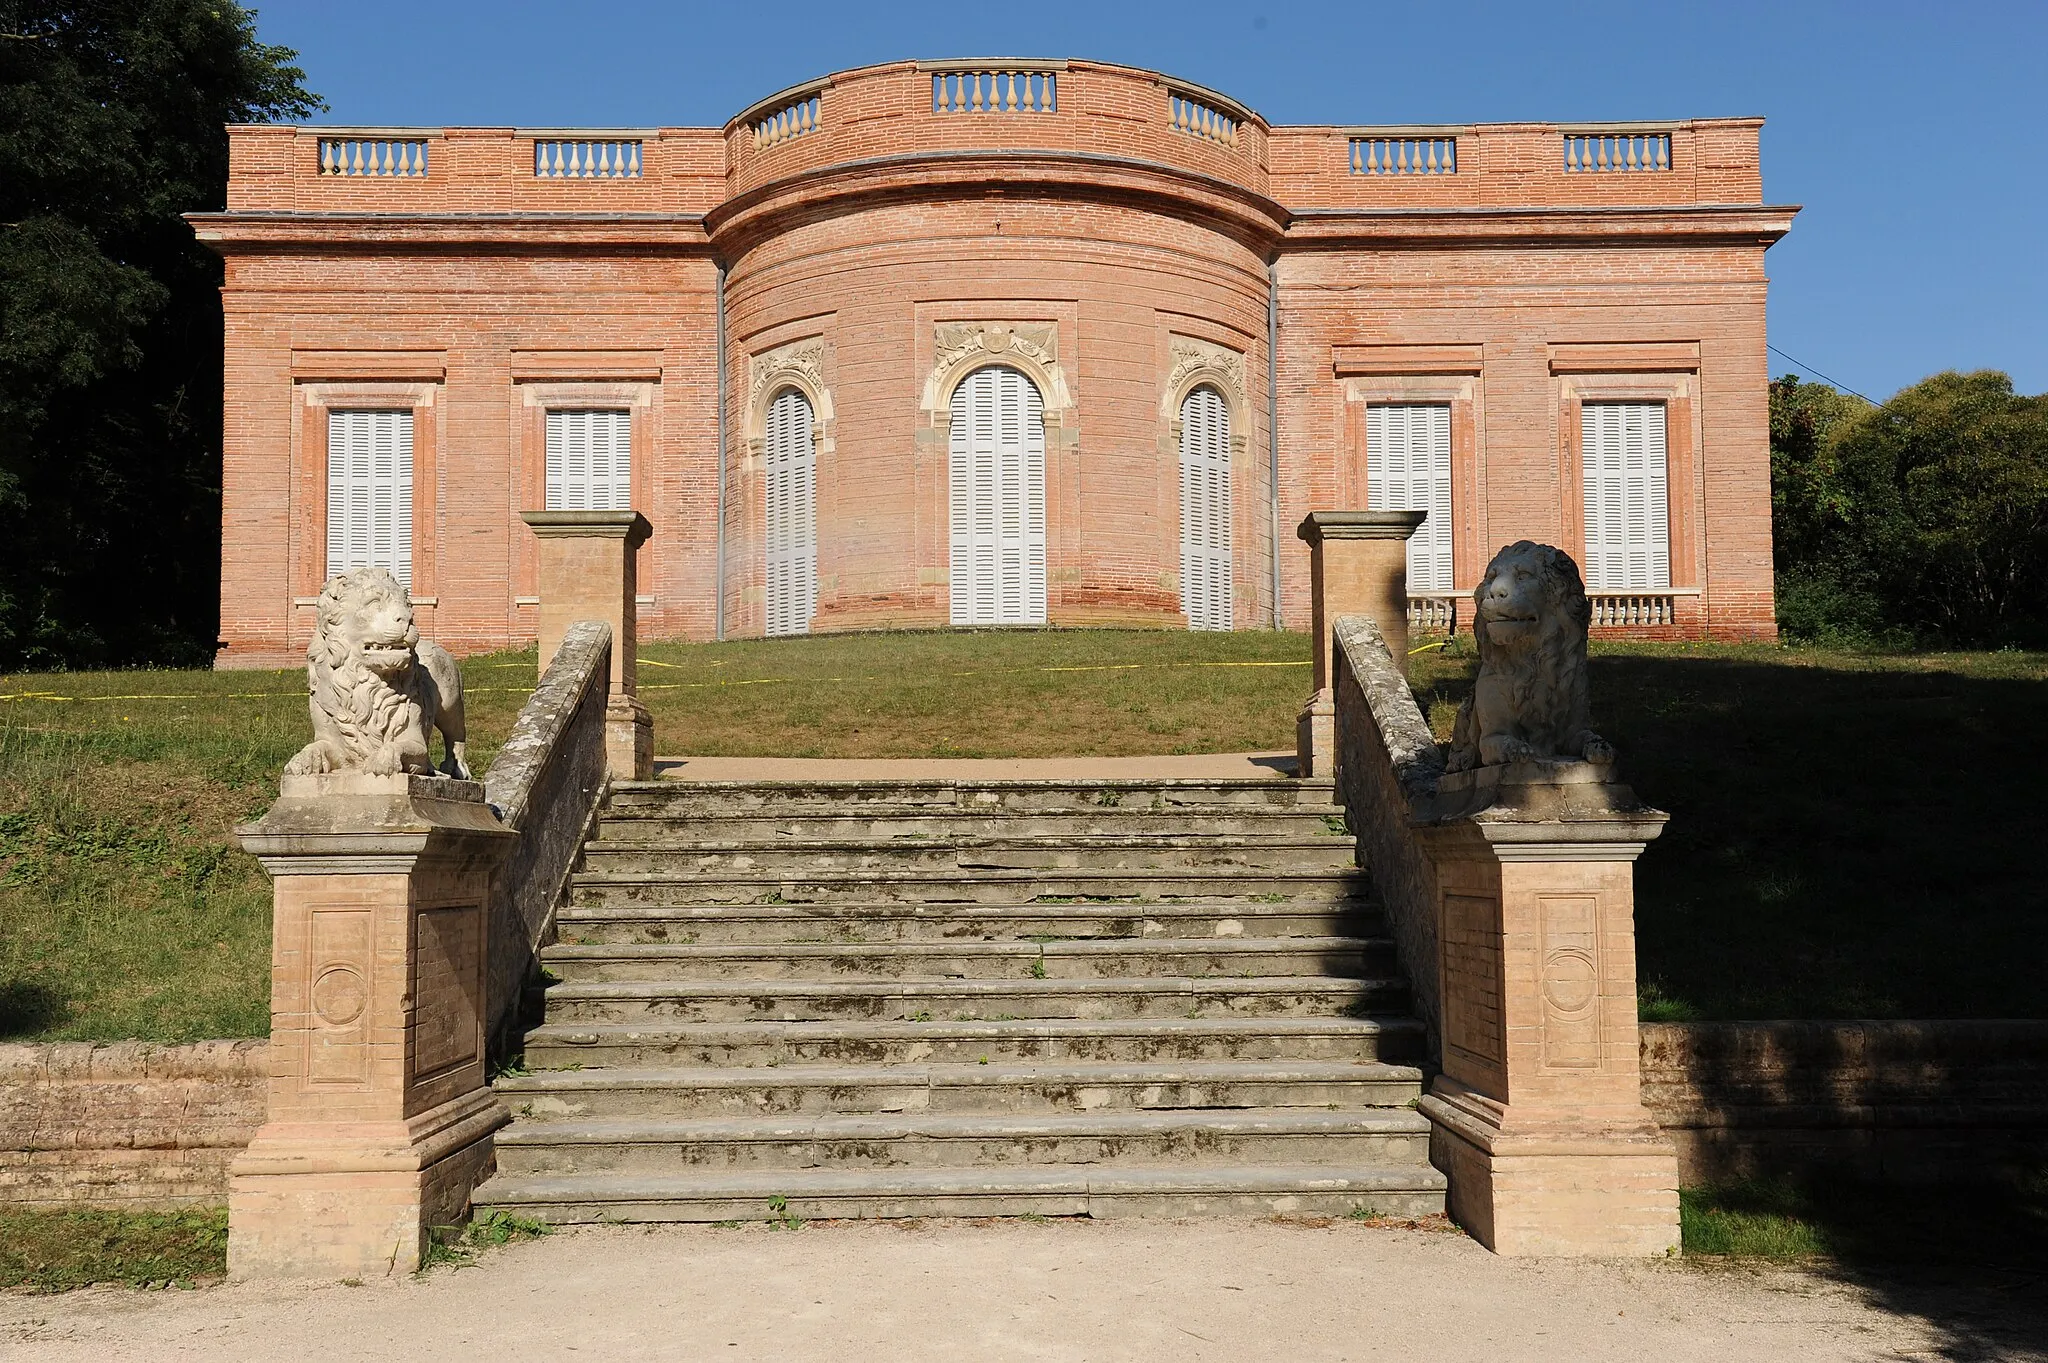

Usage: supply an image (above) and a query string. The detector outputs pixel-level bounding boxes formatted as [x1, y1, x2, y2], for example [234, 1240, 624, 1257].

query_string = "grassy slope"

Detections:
[633, 629, 1312, 758]
[0, 657, 534, 1041]
[3, 630, 2043, 1038]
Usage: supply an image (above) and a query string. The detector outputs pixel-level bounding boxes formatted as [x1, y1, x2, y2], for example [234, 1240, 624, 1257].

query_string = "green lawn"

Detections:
[0, 1207, 227, 1291]
[3, 629, 2044, 1039]
[634, 628, 1312, 757]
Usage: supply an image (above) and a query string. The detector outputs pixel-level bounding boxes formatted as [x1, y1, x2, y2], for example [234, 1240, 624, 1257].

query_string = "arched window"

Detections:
[1178, 384, 1232, 630]
[949, 365, 1046, 626]
[763, 387, 817, 637]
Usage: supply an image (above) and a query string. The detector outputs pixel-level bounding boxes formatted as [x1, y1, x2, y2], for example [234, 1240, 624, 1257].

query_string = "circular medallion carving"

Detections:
[1543, 950, 1597, 1014]
[311, 965, 367, 1027]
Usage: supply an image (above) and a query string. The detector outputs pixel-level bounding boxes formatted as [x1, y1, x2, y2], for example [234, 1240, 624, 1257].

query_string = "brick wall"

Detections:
[195, 58, 1793, 665]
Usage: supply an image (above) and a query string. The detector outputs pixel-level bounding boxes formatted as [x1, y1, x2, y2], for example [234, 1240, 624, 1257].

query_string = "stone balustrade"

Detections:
[1167, 85, 1247, 149]
[1565, 127, 1674, 173]
[929, 63, 1058, 114]
[1349, 131, 1459, 176]
[317, 135, 429, 178]
[224, 61, 1765, 222]
[748, 85, 821, 149]
[532, 137, 643, 179]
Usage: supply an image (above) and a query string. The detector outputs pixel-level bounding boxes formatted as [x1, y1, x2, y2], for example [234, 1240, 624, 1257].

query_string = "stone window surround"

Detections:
[292, 379, 441, 621]
[511, 379, 658, 607]
[1340, 371, 1485, 595]
[1554, 369, 1701, 593]
[1160, 334, 1254, 625]
[740, 337, 836, 635]
[917, 321, 1077, 445]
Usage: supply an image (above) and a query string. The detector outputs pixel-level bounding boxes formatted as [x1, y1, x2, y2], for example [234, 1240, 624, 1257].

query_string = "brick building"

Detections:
[192, 58, 1795, 666]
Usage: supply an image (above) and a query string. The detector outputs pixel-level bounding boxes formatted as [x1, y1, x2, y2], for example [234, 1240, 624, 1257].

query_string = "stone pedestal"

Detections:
[1413, 760, 1680, 1256]
[229, 774, 516, 1278]
[1296, 510, 1425, 778]
[522, 510, 654, 780]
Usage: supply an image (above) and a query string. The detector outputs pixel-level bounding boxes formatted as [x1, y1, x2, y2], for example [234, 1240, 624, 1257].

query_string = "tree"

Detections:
[1770, 371, 2048, 647]
[0, 1, 319, 668]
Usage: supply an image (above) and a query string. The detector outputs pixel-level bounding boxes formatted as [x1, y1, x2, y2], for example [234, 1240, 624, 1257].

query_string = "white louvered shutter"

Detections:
[1580, 402, 1670, 590]
[326, 409, 414, 587]
[1365, 404, 1453, 594]
[949, 366, 1046, 626]
[545, 409, 632, 510]
[762, 388, 817, 637]
[1179, 385, 1233, 630]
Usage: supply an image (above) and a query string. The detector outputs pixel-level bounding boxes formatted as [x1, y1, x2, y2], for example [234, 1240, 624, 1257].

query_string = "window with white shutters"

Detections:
[1179, 385, 1232, 630]
[762, 388, 817, 637]
[1365, 404, 1453, 593]
[948, 366, 1046, 626]
[545, 409, 632, 510]
[1580, 402, 1670, 590]
[326, 409, 414, 587]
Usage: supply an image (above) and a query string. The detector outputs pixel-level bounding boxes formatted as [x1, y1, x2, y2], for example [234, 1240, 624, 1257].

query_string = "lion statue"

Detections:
[282, 567, 470, 780]
[1445, 541, 1614, 773]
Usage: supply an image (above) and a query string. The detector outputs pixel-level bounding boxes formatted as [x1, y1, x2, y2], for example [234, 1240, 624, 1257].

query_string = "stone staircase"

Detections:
[472, 777, 1445, 1222]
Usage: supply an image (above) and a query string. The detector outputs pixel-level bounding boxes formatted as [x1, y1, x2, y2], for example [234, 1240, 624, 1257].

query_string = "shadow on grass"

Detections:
[0, 980, 65, 1039]
[1414, 649, 2048, 1020]
[1686, 1173, 2048, 1361]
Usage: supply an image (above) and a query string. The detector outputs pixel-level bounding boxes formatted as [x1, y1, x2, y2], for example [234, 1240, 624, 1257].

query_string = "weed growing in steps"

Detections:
[418, 1210, 552, 1272]
[0, 1206, 228, 1292]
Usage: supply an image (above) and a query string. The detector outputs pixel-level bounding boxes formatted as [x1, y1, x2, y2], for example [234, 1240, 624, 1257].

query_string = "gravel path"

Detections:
[8, 1217, 2035, 1363]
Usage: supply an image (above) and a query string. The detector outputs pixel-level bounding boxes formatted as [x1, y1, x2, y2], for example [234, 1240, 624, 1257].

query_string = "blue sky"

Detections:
[250, 0, 2046, 400]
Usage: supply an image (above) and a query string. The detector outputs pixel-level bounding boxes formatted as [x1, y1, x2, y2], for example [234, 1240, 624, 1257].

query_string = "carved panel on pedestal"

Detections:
[411, 903, 483, 1081]
[1442, 892, 1503, 1068]
[306, 908, 371, 1086]
[1540, 894, 1601, 1069]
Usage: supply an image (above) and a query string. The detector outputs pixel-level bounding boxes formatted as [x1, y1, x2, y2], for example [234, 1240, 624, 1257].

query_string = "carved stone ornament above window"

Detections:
[747, 338, 827, 412]
[922, 322, 1075, 421]
[1166, 336, 1247, 408]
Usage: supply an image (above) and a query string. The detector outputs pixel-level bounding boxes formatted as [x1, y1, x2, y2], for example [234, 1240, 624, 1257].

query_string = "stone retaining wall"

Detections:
[0, 1040, 266, 1208]
[1642, 1020, 2048, 1183]
[6, 1025, 2045, 1209]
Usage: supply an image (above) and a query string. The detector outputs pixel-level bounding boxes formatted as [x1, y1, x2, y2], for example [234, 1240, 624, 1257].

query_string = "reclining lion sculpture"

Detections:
[282, 567, 470, 780]
[1446, 541, 1614, 773]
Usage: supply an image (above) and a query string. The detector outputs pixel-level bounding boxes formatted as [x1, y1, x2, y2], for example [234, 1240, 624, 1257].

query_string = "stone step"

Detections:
[496, 1060, 1423, 1120]
[539, 937, 1392, 983]
[521, 1015, 1426, 1068]
[555, 899, 1379, 946]
[472, 1161, 1446, 1222]
[540, 975, 1407, 1025]
[607, 778, 1341, 816]
[568, 868, 1372, 908]
[490, 1107, 1433, 1176]
[595, 810, 1349, 843]
[577, 836, 1358, 876]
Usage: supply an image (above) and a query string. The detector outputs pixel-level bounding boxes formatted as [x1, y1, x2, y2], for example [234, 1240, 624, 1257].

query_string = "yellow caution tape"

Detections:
[0, 658, 1310, 704]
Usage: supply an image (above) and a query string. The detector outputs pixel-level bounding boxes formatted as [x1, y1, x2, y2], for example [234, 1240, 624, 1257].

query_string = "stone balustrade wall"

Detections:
[1331, 613, 1445, 1051]
[481, 619, 614, 1058]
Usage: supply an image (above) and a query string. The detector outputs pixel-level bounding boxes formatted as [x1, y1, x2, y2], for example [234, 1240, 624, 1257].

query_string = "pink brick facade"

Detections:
[193, 60, 1794, 666]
